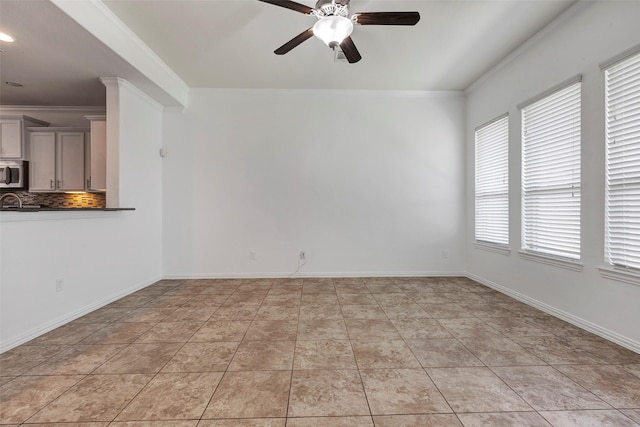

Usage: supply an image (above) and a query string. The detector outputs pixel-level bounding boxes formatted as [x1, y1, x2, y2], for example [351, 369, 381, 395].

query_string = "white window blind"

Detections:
[605, 51, 640, 271]
[521, 80, 581, 260]
[475, 115, 509, 246]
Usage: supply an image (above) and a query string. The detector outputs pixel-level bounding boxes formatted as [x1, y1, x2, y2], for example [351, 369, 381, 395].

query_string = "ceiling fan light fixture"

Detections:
[0, 32, 15, 43]
[313, 15, 353, 48]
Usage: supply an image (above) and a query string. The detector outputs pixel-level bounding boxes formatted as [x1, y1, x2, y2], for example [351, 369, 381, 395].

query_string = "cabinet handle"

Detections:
[57, 179, 61, 188]
[87, 177, 91, 188]
[50, 179, 54, 189]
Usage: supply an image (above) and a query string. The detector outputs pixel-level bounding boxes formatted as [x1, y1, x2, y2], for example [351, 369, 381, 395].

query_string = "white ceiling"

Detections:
[0, 0, 577, 106]
[0, 0, 180, 106]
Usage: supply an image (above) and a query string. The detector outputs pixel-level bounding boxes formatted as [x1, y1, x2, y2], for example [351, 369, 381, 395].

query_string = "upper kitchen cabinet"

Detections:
[0, 119, 22, 158]
[58, 132, 86, 191]
[0, 115, 49, 159]
[29, 128, 87, 192]
[29, 132, 56, 191]
[85, 115, 106, 192]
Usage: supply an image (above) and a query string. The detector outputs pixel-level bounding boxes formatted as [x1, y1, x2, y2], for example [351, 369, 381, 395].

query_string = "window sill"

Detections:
[474, 242, 511, 256]
[598, 266, 640, 286]
[518, 250, 583, 272]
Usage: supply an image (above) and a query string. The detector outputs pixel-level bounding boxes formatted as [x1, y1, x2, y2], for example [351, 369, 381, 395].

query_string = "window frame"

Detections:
[602, 49, 640, 280]
[474, 114, 510, 252]
[519, 77, 583, 266]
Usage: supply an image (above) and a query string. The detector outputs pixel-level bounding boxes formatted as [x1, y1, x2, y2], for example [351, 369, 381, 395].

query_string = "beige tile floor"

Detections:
[2, 277, 640, 427]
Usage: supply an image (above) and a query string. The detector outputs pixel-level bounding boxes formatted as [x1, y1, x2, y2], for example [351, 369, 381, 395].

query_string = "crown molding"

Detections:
[0, 106, 106, 113]
[193, 88, 464, 99]
[100, 77, 163, 112]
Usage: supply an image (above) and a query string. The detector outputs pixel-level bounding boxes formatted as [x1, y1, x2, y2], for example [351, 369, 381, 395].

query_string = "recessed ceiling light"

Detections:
[0, 32, 15, 43]
[5, 81, 23, 87]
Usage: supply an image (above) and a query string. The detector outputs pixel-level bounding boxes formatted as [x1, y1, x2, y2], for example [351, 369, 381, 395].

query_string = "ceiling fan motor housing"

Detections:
[315, 0, 350, 17]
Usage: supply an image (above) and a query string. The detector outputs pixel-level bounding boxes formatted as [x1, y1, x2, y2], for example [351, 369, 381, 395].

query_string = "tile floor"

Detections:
[2, 276, 640, 427]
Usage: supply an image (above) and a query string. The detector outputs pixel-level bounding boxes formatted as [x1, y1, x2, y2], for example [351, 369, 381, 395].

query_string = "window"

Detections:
[605, 51, 640, 271]
[521, 79, 582, 260]
[475, 115, 509, 247]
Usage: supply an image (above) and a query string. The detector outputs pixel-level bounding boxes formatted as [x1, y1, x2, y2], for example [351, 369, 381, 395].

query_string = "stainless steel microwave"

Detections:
[0, 160, 27, 189]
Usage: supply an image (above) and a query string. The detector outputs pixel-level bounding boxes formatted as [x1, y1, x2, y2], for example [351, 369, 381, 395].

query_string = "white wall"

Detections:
[466, 2, 640, 350]
[0, 81, 163, 351]
[163, 90, 466, 278]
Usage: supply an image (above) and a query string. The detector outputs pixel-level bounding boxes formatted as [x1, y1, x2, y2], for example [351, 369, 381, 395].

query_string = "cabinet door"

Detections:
[57, 132, 85, 191]
[0, 119, 23, 159]
[30, 132, 56, 191]
[88, 120, 106, 191]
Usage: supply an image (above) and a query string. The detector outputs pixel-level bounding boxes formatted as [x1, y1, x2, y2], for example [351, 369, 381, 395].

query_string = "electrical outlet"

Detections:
[441, 249, 448, 259]
[299, 251, 306, 261]
[55, 279, 64, 292]
[249, 251, 256, 260]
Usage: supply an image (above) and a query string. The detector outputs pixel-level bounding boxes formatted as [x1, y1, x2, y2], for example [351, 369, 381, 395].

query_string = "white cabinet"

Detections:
[0, 116, 49, 159]
[0, 119, 22, 158]
[30, 132, 56, 191]
[29, 129, 86, 192]
[58, 133, 86, 191]
[85, 115, 106, 192]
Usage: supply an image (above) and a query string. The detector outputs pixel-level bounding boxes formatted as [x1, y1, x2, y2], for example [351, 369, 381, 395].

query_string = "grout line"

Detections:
[285, 290, 303, 420]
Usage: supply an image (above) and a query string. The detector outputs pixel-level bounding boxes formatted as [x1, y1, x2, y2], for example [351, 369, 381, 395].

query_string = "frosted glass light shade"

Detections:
[313, 16, 353, 48]
[0, 32, 15, 42]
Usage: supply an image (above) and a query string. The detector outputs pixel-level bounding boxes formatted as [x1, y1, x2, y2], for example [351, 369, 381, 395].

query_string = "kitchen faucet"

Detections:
[0, 192, 23, 208]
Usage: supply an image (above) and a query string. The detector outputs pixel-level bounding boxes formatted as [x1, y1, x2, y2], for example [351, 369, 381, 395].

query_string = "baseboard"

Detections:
[163, 271, 467, 280]
[0, 275, 162, 353]
[6, 270, 637, 355]
[467, 273, 640, 354]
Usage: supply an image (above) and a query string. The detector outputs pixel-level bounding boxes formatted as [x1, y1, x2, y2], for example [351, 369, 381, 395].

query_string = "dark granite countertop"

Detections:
[0, 207, 135, 212]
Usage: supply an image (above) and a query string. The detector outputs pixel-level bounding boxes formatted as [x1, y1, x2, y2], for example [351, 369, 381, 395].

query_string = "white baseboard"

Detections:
[467, 273, 640, 354]
[0, 275, 162, 353]
[163, 271, 467, 280]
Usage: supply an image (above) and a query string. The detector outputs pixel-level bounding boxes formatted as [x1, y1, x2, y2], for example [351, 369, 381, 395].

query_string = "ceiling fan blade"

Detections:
[274, 28, 314, 55]
[354, 12, 421, 26]
[257, 0, 314, 15]
[340, 36, 361, 64]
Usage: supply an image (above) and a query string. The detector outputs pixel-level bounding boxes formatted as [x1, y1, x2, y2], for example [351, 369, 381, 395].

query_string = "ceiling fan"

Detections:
[258, 0, 420, 64]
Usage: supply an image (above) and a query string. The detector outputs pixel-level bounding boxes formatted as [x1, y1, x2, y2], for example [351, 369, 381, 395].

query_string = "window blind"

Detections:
[522, 81, 581, 260]
[475, 115, 509, 246]
[605, 51, 640, 270]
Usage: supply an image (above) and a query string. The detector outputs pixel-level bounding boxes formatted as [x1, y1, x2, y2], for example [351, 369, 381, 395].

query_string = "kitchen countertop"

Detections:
[0, 207, 135, 212]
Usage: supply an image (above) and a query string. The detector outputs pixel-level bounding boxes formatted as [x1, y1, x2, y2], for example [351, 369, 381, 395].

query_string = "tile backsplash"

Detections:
[0, 190, 106, 208]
